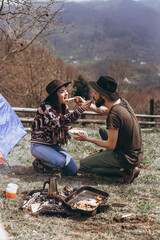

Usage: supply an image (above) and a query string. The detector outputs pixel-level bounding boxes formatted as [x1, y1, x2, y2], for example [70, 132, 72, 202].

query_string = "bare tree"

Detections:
[0, 42, 58, 107]
[107, 58, 134, 95]
[0, 0, 66, 62]
[0, 38, 83, 107]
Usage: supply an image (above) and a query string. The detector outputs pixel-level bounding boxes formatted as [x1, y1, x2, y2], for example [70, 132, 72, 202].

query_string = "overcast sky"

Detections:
[36, 0, 141, 3]
[37, 0, 141, 2]
[66, 0, 102, 1]
[65, 0, 140, 2]
[66, 0, 91, 2]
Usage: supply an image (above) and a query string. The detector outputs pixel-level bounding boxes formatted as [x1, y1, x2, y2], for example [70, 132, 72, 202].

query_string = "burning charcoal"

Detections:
[28, 189, 43, 196]
[58, 201, 62, 206]
[39, 196, 47, 202]
[63, 186, 73, 196]
[21, 192, 40, 209]
[39, 204, 75, 217]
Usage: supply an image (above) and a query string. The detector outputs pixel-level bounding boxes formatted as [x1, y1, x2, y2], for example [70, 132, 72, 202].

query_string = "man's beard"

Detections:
[95, 96, 105, 108]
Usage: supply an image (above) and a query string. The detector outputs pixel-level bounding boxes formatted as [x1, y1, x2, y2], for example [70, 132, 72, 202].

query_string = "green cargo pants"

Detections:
[80, 125, 122, 176]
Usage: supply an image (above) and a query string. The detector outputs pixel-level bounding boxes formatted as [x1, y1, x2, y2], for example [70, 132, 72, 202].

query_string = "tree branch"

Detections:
[0, 0, 67, 62]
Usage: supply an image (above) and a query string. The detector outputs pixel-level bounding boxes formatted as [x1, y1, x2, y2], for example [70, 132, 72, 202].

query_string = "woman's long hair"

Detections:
[44, 91, 66, 115]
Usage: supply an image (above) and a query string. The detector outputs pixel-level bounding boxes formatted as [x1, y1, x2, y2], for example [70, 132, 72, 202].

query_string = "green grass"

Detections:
[0, 125, 160, 240]
[137, 203, 154, 212]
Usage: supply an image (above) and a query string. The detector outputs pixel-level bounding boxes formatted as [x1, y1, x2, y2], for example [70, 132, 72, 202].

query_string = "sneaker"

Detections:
[119, 167, 140, 184]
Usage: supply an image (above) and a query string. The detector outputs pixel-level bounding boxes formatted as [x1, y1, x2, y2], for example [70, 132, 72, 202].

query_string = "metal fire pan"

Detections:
[64, 186, 109, 216]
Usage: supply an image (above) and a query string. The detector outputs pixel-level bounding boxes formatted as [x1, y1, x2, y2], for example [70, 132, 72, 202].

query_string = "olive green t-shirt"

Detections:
[107, 98, 143, 169]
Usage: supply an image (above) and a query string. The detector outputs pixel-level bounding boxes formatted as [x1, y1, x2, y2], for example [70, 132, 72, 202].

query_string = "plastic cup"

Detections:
[6, 183, 18, 199]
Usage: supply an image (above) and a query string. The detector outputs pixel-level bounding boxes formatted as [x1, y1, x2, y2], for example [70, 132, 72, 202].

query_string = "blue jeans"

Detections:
[31, 143, 78, 176]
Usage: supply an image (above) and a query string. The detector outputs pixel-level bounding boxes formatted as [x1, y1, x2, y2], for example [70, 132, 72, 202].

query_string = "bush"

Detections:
[72, 75, 91, 100]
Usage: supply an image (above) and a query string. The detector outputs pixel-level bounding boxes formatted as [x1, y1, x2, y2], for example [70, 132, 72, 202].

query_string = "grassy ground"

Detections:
[0, 124, 160, 240]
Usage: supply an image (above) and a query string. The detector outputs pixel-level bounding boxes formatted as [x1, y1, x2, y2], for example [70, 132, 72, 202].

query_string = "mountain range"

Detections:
[51, 0, 160, 67]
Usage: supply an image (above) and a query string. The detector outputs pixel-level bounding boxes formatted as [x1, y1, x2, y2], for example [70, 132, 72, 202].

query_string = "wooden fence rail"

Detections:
[12, 107, 160, 129]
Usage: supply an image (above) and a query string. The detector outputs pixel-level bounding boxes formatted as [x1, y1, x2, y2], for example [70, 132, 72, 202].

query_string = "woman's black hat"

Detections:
[45, 79, 71, 101]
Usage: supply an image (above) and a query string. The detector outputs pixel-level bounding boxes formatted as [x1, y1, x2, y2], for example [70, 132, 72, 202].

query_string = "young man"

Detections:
[75, 76, 143, 184]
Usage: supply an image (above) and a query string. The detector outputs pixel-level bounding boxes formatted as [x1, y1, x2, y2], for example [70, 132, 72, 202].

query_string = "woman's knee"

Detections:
[64, 158, 78, 176]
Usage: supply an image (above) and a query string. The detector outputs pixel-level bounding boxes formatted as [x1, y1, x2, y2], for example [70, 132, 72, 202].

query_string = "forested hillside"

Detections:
[51, 0, 160, 86]
[140, 0, 160, 12]
[53, 0, 160, 61]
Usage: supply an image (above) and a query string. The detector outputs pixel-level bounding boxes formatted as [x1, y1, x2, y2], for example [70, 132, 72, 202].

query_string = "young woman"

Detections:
[31, 79, 91, 176]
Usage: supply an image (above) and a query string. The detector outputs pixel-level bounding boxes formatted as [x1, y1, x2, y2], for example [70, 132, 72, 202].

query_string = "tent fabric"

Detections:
[0, 151, 6, 164]
[0, 94, 27, 161]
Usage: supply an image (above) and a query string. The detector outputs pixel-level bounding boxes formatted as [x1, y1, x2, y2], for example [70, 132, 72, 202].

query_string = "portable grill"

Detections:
[21, 178, 125, 216]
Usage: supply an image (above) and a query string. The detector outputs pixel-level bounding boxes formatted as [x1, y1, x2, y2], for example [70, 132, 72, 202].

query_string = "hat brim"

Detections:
[89, 82, 119, 100]
[45, 81, 71, 102]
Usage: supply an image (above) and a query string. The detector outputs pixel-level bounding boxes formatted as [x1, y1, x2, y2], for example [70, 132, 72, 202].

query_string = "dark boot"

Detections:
[32, 159, 54, 173]
[119, 167, 140, 184]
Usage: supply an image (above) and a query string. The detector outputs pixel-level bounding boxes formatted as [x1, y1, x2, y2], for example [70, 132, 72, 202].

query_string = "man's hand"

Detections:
[74, 128, 119, 150]
[74, 132, 89, 141]
[74, 96, 108, 115]
[74, 96, 94, 110]
[81, 100, 93, 111]
[74, 96, 85, 106]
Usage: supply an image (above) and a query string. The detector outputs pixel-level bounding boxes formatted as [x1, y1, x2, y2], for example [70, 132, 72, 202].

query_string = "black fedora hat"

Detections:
[45, 79, 71, 101]
[89, 76, 119, 100]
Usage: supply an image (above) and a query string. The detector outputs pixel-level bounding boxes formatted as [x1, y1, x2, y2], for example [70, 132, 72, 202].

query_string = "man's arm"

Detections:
[75, 128, 118, 150]
[74, 96, 109, 115]
[89, 103, 109, 115]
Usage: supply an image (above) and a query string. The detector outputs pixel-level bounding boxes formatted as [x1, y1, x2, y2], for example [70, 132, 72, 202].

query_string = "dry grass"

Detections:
[0, 124, 160, 240]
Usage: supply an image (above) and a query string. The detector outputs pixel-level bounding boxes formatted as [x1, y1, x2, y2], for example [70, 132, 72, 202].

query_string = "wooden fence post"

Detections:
[81, 112, 86, 126]
[150, 99, 154, 127]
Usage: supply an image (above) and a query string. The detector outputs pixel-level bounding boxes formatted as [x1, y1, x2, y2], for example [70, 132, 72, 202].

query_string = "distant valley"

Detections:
[49, 0, 160, 86]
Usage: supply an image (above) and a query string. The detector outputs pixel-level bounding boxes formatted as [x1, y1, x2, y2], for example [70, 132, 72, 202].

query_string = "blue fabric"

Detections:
[0, 94, 27, 160]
